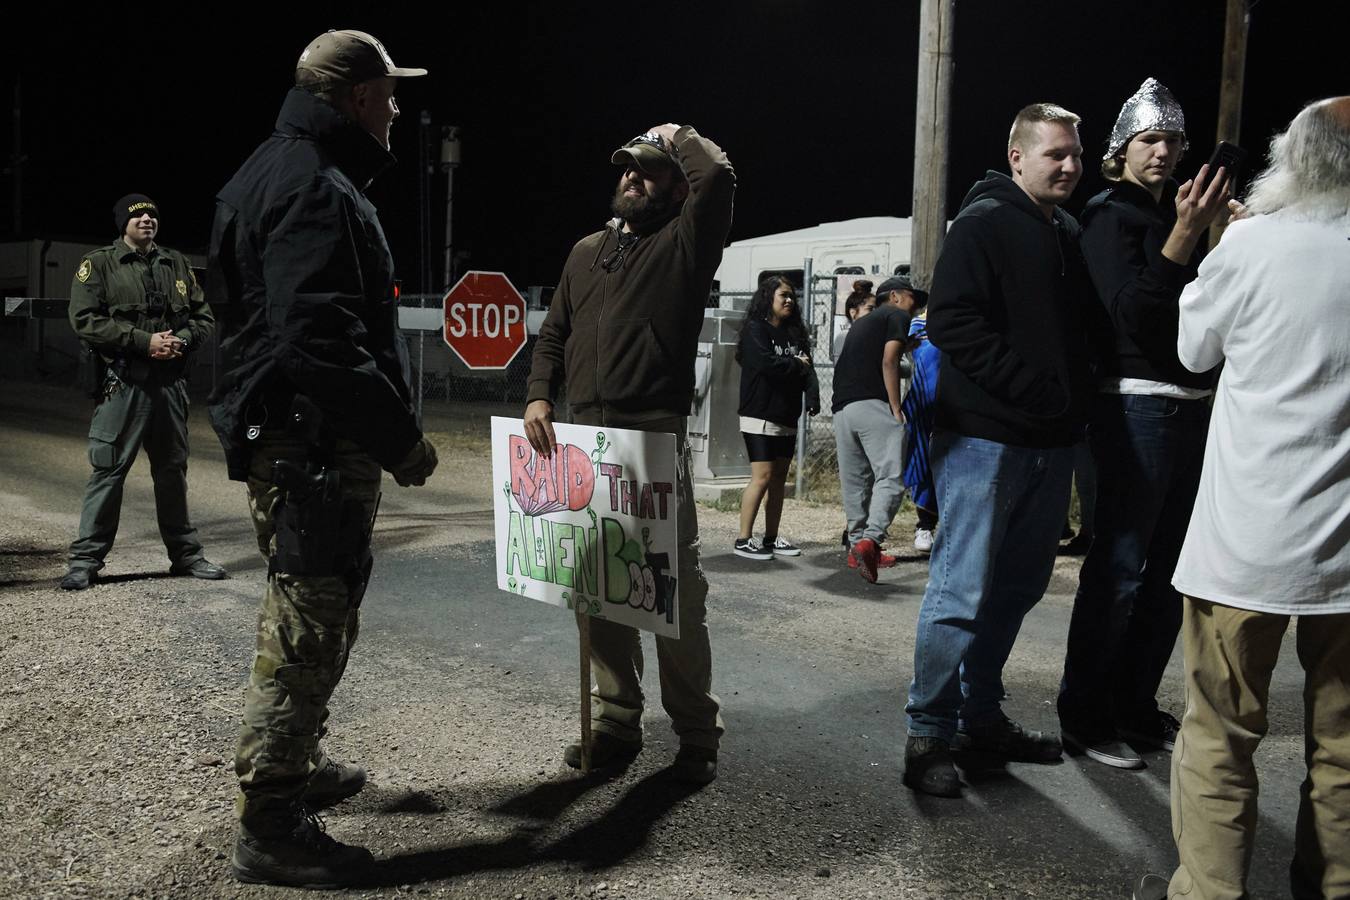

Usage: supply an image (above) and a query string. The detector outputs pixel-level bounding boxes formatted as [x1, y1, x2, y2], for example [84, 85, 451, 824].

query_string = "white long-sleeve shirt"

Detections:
[1171, 211, 1350, 615]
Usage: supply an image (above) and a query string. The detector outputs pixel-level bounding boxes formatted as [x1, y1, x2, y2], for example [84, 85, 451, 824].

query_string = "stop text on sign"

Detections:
[447, 302, 521, 339]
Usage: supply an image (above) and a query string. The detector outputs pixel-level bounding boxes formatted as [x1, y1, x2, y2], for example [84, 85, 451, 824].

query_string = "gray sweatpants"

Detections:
[833, 399, 906, 546]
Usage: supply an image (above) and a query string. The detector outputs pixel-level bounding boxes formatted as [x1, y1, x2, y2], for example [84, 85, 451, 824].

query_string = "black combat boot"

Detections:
[303, 753, 368, 809]
[232, 806, 372, 888]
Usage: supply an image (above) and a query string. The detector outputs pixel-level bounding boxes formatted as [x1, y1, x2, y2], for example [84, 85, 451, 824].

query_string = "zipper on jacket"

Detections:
[596, 227, 614, 418]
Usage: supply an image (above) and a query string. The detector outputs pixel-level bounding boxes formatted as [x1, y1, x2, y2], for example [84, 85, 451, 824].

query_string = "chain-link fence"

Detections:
[4, 280, 903, 508]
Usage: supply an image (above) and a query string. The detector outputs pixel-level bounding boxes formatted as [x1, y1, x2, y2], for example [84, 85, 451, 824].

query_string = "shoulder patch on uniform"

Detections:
[77, 259, 92, 283]
[176, 278, 188, 297]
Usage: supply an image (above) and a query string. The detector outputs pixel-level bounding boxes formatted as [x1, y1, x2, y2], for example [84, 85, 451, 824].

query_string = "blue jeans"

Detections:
[906, 431, 1074, 742]
[1058, 393, 1210, 732]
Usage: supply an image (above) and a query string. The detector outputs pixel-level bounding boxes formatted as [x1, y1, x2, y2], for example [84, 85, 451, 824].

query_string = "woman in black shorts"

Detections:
[734, 275, 819, 560]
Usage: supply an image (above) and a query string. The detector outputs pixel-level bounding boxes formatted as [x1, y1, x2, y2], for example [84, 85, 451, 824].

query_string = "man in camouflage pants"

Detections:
[61, 193, 225, 590]
[207, 30, 437, 888]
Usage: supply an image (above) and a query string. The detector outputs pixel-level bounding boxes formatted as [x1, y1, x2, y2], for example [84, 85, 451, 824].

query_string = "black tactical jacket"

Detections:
[207, 88, 421, 481]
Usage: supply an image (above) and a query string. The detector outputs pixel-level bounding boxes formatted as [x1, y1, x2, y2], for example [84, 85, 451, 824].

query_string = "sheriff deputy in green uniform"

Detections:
[60, 193, 226, 590]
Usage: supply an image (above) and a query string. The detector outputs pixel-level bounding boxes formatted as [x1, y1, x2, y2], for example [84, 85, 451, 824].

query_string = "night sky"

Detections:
[3, 1, 1338, 292]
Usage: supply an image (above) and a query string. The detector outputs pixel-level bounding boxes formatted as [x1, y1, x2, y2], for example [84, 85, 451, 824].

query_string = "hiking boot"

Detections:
[1132, 874, 1169, 900]
[1119, 710, 1181, 752]
[766, 536, 801, 557]
[671, 745, 718, 785]
[1062, 728, 1145, 770]
[303, 754, 368, 808]
[913, 528, 934, 554]
[734, 537, 774, 561]
[59, 568, 96, 591]
[232, 807, 372, 888]
[853, 538, 880, 583]
[170, 557, 228, 580]
[903, 736, 961, 798]
[957, 714, 1062, 762]
[563, 731, 642, 771]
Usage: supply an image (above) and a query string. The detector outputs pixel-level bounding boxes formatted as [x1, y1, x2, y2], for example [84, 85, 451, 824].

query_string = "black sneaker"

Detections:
[232, 807, 372, 888]
[169, 557, 228, 580]
[1120, 710, 1181, 752]
[671, 745, 718, 784]
[733, 537, 774, 561]
[563, 731, 642, 771]
[303, 753, 368, 809]
[59, 568, 96, 591]
[1062, 728, 1145, 769]
[1133, 874, 1169, 900]
[956, 714, 1062, 762]
[766, 536, 801, 557]
[903, 736, 961, 797]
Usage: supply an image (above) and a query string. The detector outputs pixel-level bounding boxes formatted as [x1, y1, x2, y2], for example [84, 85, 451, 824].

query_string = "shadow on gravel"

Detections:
[93, 571, 178, 585]
[363, 768, 701, 886]
[487, 765, 626, 820]
[378, 789, 447, 814]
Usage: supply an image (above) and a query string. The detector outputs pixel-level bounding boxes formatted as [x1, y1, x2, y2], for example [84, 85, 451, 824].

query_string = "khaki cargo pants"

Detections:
[1169, 595, 1350, 899]
[235, 436, 382, 832]
[571, 413, 724, 752]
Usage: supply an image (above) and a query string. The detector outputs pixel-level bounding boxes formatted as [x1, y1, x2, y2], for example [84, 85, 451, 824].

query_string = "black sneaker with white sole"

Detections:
[766, 536, 801, 557]
[1119, 710, 1181, 752]
[734, 537, 774, 561]
[1062, 729, 1145, 769]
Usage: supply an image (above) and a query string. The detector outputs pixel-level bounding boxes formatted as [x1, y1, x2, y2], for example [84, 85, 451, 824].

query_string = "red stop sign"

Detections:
[442, 271, 528, 370]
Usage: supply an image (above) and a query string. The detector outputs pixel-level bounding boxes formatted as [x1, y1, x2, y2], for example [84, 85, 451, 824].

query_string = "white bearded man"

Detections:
[1134, 96, 1350, 900]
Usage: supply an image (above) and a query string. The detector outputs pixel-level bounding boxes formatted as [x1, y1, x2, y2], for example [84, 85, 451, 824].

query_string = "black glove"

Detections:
[392, 438, 438, 487]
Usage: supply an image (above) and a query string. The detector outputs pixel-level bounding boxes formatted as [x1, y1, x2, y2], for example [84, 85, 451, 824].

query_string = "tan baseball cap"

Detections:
[295, 30, 427, 88]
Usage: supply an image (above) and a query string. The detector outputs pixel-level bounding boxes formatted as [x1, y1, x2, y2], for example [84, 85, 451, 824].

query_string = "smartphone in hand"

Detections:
[1206, 141, 1248, 191]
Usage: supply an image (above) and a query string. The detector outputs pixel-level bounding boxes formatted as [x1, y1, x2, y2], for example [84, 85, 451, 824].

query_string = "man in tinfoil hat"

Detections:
[1057, 78, 1230, 773]
[208, 29, 438, 887]
[523, 125, 735, 784]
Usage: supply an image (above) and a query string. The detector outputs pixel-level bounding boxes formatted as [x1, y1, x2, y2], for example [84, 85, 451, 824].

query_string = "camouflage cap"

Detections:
[295, 30, 427, 88]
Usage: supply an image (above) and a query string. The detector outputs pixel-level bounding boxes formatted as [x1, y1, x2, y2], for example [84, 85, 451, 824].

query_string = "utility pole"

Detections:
[8, 76, 23, 235]
[909, 0, 955, 291]
[441, 126, 462, 290]
[1210, 0, 1251, 248]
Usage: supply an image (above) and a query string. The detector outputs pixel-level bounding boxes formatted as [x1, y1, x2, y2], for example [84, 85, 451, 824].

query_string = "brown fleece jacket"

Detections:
[525, 126, 735, 426]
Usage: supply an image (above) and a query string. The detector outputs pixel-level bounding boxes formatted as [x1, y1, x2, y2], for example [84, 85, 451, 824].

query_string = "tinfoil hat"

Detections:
[1105, 78, 1188, 161]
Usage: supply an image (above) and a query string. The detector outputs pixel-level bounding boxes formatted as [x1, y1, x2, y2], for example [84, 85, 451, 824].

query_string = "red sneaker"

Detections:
[854, 538, 879, 583]
[848, 547, 899, 568]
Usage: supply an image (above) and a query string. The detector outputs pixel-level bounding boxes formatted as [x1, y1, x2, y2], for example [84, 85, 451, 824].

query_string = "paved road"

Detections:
[0, 382, 1307, 898]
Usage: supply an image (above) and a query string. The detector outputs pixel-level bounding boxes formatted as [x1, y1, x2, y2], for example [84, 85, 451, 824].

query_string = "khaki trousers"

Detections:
[571, 413, 723, 751]
[1169, 595, 1350, 899]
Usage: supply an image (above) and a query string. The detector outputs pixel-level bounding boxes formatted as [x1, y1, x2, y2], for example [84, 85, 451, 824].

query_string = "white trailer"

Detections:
[713, 216, 914, 295]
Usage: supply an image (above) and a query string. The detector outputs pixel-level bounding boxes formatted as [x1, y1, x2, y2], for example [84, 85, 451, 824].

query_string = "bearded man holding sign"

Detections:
[523, 123, 735, 784]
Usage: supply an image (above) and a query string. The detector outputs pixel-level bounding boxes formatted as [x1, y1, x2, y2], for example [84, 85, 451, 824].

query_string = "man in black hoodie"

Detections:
[208, 30, 439, 887]
[903, 103, 1094, 797]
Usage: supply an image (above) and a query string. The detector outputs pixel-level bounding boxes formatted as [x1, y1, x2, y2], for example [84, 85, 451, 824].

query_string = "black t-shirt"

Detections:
[831, 304, 911, 412]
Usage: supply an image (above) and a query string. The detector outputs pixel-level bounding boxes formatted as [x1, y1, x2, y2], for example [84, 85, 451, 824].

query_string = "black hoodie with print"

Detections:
[927, 170, 1096, 448]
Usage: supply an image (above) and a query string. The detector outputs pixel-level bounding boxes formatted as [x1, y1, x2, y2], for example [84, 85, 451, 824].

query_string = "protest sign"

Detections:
[490, 417, 681, 639]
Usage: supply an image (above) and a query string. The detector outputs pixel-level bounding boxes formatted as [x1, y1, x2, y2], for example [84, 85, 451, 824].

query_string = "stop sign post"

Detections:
[442, 271, 528, 370]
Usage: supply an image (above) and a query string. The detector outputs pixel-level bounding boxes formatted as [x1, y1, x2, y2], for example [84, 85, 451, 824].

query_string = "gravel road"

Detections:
[0, 383, 1306, 899]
